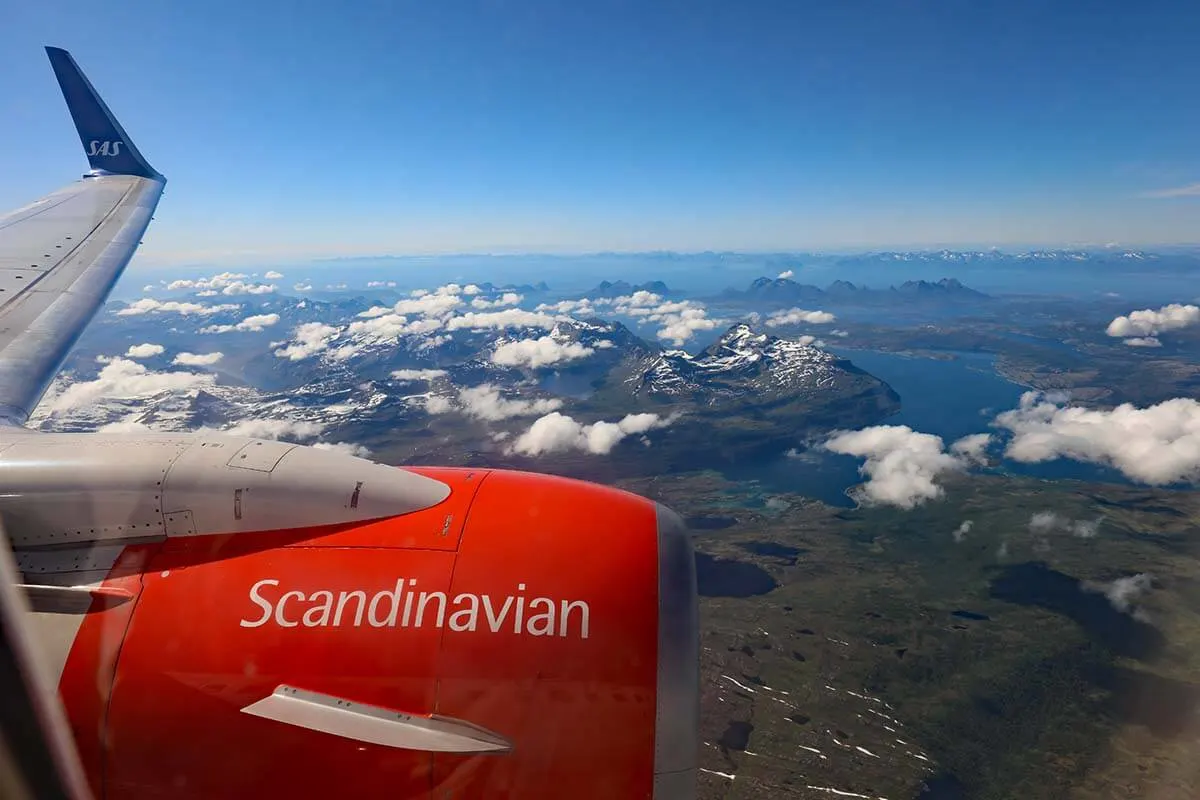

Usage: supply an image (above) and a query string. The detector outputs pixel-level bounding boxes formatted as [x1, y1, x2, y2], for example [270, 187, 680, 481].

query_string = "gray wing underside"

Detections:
[0, 174, 164, 425]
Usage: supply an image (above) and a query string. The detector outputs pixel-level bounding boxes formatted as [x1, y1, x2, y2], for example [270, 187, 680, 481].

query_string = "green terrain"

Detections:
[618, 471, 1200, 800]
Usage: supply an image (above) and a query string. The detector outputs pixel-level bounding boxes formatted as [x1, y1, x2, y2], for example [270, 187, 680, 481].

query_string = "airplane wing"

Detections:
[0, 46, 165, 426]
[0, 46, 165, 799]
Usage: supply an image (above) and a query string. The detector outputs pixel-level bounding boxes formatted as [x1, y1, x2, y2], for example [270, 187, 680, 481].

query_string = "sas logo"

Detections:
[87, 140, 123, 157]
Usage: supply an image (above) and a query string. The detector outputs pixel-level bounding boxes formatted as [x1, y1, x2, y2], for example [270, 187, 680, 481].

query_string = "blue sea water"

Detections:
[723, 347, 1130, 506]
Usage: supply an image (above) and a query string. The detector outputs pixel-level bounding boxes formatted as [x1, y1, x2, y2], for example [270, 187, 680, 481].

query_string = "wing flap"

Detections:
[18, 584, 133, 614]
[242, 685, 512, 753]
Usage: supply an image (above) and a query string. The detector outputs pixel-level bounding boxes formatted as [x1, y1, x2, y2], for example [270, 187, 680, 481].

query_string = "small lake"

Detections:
[723, 347, 1131, 506]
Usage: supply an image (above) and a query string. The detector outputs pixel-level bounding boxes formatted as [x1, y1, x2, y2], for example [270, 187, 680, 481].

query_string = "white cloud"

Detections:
[1106, 303, 1199, 338]
[1028, 511, 1062, 533]
[390, 368, 448, 381]
[950, 432, 992, 464]
[445, 309, 560, 332]
[423, 384, 562, 420]
[823, 425, 990, 509]
[44, 358, 215, 413]
[311, 441, 371, 458]
[214, 417, 326, 441]
[952, 520, 973, 543]
[366, 280, 397, 288]
[116, 299, 239, 316]
[125, 343, 164, 359]
[830, 329, 850, 337]
[509, 411, 675, 456]
[96, 415, 155, 433]
[656, 307, 719, 345]
[1099, 573, 1153, 614]
[350, 292, 463, 340]
[172, 351, 224, 366]
[220, 281, 276, 296]
[994, 391, 1200, 485]
[162, 272, 276, 297]
[339, 314, 446, 356]
[325, 283, 348, 290]
[201, 313, 281, 334]
[264, 270, 284, 279]
[141, 284, 155, 292]
[1028, 511, 1101, 538]
[273, 322, 340, 361]
[1083, 573, 1154, 618]
[165, 271, 246, 291]
[491, 336, 594, 369]
[1123, 337, 1162, 347]
[424, 395, 455, 414]
[458, 384, 562, 421]
[765, 308, 837, 327]
[470, 292, 524, 309]
[777, 270, 794, 279]
[537, 298, 597, 315]
[293, 282, 313, 291]
[604, 296, 721, 344]
[614, 290, 663, 310]
[397, 294, 464, 317]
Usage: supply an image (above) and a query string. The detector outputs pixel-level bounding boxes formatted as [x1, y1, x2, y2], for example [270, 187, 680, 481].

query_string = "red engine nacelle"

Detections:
[53, 468, 698, 799]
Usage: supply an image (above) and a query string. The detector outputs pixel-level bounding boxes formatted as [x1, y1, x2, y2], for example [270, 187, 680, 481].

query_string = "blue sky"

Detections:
[4, 0, 1200, 266]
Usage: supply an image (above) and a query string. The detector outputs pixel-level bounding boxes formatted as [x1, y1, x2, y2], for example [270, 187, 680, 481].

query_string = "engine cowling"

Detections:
[15, 451, 698, 799]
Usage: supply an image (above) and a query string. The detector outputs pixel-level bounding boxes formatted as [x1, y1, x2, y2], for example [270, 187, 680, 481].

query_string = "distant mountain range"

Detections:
[49, 296, 900, 463]
[833, 248, 1159, 266]
[474, 281, 551, 294]
[585, 280, 675, 298]
[719, 276, 989, 305]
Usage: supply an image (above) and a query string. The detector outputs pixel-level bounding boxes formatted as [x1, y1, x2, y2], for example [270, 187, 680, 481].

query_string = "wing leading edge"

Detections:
[0, 47, 165, 425]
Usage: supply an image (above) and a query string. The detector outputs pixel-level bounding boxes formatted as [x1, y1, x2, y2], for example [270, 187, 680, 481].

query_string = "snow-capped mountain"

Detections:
[622, 324, 870, 404]
[832, 248, 1160, 266]
[31, 361, 389, 452]
[544, 317, 656, 359]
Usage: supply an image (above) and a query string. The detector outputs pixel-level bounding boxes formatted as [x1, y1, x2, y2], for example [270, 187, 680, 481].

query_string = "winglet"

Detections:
[45, 46, 163, 181]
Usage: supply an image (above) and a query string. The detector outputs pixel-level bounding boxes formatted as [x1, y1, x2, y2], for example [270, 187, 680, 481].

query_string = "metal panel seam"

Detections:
[430, 470, 493, 719]
[98, 546, 158, 797]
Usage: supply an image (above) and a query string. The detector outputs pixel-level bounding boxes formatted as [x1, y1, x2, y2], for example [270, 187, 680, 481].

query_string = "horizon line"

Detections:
[309, 243, 1200, 262]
